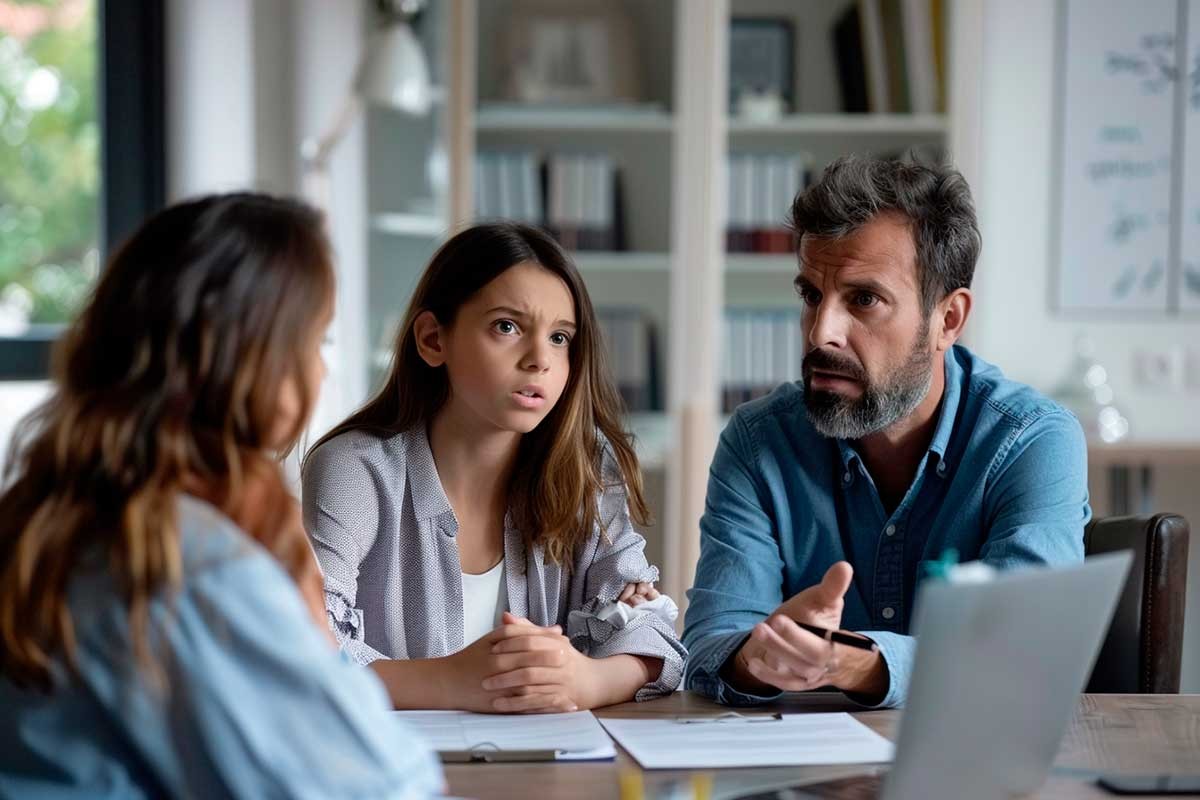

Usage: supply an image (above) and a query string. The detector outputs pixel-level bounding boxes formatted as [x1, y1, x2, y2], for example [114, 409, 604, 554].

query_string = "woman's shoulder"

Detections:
[175, 494, 267, 573]
[173, 496, 313, 620]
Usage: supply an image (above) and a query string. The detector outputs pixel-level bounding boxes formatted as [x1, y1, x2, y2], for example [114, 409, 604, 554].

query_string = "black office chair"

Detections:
[1084, 514, 1189, 693]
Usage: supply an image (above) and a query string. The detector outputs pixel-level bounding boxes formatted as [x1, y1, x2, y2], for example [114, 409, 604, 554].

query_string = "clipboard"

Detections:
[394, 709, 617, 764]
[439, 747, 564, 763]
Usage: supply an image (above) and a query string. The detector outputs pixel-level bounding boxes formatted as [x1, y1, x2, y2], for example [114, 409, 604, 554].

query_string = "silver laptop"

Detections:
[881, 551, 1132, 800]
[730, 552, 1133, 800]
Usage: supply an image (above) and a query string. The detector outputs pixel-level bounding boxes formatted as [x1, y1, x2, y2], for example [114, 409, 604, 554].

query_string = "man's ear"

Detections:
[412, 310, 447, 368]
[934, 288, 972, 351]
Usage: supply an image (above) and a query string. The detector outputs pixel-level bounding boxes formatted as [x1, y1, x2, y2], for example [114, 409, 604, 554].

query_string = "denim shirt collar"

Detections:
[835, 347, 962, 479]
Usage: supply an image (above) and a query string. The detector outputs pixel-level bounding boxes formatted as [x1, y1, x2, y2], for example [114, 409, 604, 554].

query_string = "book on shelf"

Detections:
[859, 0, 890, 112]
[721, 308, 802, 414]
[474, 151, 543, 225]
[833, 3, 869, 113]
[547, 153, 623, 252]
[725, 153, 807, 254]
[474, 151, 624, 252]
[900, 0, 938, 114]
[595, 307, 659, 413]
[832, 0, 944, 114]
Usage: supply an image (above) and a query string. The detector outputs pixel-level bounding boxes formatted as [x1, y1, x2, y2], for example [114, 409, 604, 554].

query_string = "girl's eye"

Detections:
[493, 319, 518, 335]
[550, 332, 571, 347]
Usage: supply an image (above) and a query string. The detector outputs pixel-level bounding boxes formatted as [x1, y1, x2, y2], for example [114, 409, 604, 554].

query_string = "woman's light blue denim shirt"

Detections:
[0, 495, 443, 799]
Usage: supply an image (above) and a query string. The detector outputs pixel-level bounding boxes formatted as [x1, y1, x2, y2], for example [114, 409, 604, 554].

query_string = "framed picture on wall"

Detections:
[729, 17, 795, 118]
[500, 0, 643, 106]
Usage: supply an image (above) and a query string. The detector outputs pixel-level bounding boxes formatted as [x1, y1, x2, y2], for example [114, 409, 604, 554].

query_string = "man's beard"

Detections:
[802, 331, 933, 440]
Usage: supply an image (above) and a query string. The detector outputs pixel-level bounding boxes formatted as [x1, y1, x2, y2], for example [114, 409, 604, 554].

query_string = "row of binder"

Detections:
[726, 154, 809, 254]
[593, 307, 806, 415]
[721, 308, 803, 413]
[474, 151, 623, 251]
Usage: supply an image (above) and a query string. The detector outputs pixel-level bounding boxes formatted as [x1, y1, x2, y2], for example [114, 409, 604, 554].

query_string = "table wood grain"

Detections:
[442, 693, 1200, 799]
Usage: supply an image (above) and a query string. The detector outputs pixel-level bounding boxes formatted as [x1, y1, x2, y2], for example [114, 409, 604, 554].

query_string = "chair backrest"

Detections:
[1084, 514, 1189, 693]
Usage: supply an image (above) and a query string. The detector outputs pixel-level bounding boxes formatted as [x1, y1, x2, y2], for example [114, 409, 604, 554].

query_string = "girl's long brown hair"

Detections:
[0, 193, 335, 691]
[307, 222, 647, 565]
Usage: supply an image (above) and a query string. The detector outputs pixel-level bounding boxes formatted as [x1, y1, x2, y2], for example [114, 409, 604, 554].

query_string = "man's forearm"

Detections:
[834, 645, 889, 702]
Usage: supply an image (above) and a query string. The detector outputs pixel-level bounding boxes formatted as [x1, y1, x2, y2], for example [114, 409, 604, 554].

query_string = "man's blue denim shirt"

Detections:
[682, 345, 1089, 709]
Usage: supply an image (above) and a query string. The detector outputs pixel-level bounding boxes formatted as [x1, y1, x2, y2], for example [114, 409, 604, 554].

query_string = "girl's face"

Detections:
[424, 261, 576, 436]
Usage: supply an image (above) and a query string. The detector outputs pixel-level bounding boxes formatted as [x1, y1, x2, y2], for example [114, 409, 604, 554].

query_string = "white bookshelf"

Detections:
[476, 105, 675, 133]
[725, 254, 798, 274]
[364, 0, 982, 606]
[728, 113, 948, 136]
[372, 212, 448, 238]
[571, 253, 800, 274]
[572, 252, 671, 272]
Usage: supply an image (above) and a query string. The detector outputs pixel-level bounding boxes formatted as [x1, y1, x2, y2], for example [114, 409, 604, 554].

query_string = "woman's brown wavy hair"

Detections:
[307, 222, 647, 565]
[0, 192, 335, 691]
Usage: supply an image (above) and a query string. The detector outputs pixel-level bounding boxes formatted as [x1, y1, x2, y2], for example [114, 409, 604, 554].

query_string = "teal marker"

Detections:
[922, 547, 960, 581]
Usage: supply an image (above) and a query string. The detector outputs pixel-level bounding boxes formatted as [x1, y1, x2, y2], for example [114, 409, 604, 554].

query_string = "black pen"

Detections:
[790, 620, 879, 652]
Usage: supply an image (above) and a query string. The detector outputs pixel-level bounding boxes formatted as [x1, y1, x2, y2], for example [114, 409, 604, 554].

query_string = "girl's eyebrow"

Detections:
[486, 306, 576, 329]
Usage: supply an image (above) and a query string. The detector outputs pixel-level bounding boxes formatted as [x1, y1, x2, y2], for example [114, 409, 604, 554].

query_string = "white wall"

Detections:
[975, 0, 1200, 690]
[974, 0, 1200, 441]
[165, 0, 369, 440]
[166, 0, 257, 197]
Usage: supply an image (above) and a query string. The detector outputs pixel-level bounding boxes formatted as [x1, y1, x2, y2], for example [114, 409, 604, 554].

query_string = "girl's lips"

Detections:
[511, 391, 546, 410]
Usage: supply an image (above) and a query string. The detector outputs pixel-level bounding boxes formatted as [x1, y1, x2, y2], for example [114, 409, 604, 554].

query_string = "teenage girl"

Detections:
[0, 194, 442, 797]
[303, 222, 685, 714]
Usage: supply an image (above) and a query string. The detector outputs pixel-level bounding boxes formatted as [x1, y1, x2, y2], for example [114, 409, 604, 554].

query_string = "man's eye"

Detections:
[494, 320, 518, 335]
[853, 292, 879, 308]
[797, 287, 821, 306]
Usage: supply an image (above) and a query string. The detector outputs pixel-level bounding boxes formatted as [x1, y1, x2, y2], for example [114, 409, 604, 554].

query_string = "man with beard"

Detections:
[681, 156, 1088, 708]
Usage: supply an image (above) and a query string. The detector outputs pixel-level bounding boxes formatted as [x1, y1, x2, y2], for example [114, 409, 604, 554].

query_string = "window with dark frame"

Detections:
[0, 0, 164, 380]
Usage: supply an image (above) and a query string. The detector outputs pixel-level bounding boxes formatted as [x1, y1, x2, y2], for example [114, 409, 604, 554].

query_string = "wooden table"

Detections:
[444, 692, 1200, 799]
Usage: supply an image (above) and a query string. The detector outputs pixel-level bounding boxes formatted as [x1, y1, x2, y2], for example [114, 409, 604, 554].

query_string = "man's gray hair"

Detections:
[789, 155, 982, 315]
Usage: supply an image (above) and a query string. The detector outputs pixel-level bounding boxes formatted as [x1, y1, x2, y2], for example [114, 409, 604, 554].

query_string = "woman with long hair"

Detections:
[0, 193, 442, 798]
[303, 222, 685, 714]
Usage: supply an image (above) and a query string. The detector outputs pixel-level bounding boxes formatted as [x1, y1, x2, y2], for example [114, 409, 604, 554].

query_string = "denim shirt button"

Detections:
[843, 471, 852, 484]
[881, 606, 896, 620]
[885, 524, 896, 537]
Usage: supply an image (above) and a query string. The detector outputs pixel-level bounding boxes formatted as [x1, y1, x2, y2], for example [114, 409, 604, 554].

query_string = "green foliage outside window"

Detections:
[0, 0, 98, 332]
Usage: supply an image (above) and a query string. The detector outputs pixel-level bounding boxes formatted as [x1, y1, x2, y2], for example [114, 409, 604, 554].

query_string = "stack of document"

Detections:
[394, 710, 616, 763]
[598, 712, 894, 770]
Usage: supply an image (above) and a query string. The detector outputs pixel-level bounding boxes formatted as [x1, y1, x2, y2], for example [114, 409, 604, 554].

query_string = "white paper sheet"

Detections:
[598, 712, 894, 770]
[393, 710, 616, 761]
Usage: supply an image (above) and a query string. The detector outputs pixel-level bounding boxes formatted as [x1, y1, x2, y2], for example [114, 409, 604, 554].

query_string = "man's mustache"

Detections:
[803, 348, 866, 383]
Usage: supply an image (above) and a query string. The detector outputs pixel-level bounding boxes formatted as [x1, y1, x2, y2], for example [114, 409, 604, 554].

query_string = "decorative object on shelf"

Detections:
[499, 0, 642, 106]
[734, 88, 786, 122]
[1051, 334, 1131, 444]
[729, 17, 794, 118]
